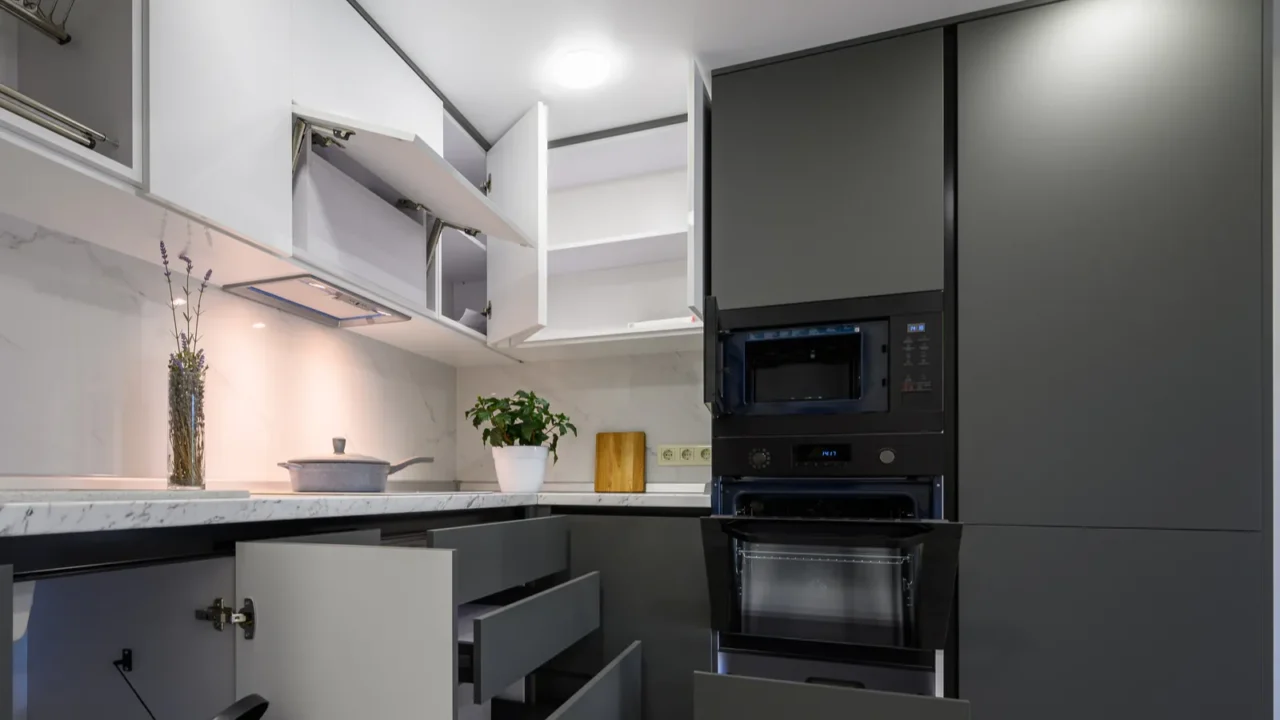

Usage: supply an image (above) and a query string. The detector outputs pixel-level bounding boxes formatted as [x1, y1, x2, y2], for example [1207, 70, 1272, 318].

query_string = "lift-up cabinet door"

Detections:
[234, 542, 457, 720]
[147, 0, 293, 254]
[486, 102, 549, 346]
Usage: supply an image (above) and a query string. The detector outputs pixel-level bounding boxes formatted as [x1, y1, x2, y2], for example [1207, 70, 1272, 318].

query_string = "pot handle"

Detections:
[388, 456, 434, 475]
[278, 462, 301, 470]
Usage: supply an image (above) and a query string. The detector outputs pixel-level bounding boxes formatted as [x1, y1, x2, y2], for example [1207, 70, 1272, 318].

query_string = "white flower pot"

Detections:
[491, 446, 549, 493]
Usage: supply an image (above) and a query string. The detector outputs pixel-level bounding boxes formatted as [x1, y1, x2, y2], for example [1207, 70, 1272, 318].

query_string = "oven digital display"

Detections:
[794, 443, 852, 463]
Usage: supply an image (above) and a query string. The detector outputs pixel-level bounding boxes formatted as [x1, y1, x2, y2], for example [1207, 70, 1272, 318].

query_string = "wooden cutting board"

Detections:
[595, 432, 646, 493]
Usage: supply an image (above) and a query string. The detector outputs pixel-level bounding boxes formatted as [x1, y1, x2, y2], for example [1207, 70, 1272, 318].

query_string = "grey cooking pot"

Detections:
[278, 437, 433, 492]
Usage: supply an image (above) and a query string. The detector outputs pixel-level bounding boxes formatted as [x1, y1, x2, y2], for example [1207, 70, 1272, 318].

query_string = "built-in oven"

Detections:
[705, 291, 944, 439]
[702, 446, 960, 696]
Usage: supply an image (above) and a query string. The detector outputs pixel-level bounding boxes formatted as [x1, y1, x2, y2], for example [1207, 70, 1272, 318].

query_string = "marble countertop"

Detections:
[0, 490, 710, 537]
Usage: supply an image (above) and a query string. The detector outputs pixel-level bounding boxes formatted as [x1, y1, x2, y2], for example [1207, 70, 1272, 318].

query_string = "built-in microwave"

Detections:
[705, 292, 944, 438]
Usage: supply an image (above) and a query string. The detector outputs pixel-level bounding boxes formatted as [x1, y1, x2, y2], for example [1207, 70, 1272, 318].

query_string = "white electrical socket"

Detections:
[657, 444, 712, 466]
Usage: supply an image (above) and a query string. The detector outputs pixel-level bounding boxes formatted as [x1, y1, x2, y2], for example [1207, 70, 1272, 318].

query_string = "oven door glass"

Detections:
[702, 518, 961, 651]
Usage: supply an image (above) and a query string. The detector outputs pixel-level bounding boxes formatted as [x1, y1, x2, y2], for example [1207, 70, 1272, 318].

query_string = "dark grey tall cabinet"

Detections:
[711, 30, 945, 310]
[956, 0, 1268, 718]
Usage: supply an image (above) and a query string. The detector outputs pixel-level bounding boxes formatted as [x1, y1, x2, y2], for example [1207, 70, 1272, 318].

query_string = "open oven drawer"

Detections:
[694, 672, 970, 720]
[457, 571, 602, 704]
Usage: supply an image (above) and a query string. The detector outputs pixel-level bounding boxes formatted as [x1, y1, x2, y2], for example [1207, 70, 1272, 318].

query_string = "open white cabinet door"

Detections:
[236, 542, 456, 719]
[486, 103, 549, 346]
[687, 63, 711, 318]
[294, 105, 536, 247]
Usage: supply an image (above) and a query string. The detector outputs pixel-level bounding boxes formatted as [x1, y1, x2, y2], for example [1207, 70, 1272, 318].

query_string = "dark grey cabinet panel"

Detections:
[547, 641, 642, 720]
[473, 571, 600, 705]
[548, 515, 711, 720]
[425, 515, 567, 603]
[711, 29, 944, 310]
[956, 0, 1264, 529]
[694, 673, 971, 720]
[959, 525, 1266, 720]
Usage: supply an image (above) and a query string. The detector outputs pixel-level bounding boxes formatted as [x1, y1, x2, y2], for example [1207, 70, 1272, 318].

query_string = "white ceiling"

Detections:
[360, 0, 1020, 142]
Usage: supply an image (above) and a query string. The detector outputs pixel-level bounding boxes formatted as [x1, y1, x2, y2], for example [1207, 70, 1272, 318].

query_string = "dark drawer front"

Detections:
[426, 515, 567, 603]
[693, 673, 970, 720]
[547, 641, 642, 720]
[472, 571, 601, 704]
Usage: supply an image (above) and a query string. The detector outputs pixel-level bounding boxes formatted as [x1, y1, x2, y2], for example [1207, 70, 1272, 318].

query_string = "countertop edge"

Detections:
[0, 491, 711, 537]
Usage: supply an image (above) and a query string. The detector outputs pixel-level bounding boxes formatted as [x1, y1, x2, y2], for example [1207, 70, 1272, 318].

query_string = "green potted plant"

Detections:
[465, 391, 577, 492]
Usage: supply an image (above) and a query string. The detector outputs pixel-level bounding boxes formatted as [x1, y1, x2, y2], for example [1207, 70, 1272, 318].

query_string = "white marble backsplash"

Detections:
[0, 212, 456, 484]
[457, 352, 711, 487]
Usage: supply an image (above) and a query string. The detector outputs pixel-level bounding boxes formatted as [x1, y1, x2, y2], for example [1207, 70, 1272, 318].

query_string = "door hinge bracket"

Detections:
[481, 173, 492, 196]
[195, 597, 255, 640]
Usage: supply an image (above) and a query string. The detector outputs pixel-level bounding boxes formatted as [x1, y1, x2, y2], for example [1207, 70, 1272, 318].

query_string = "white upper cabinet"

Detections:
[511, 115, 704, 360]
[146, 0, 293, 255]
[486, 102, 549, 346]
[0, 0, 142, 182]
[688, 62, 711, 317]
[291, 0, 442, 154]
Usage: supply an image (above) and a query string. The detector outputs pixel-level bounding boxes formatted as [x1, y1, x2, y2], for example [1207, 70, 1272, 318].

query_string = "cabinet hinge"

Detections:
[195, 597, 255, 640]
[481, 174, 492, 196]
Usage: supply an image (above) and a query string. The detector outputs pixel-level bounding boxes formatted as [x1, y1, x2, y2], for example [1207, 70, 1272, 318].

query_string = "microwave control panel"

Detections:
[891, 312, 943, 413]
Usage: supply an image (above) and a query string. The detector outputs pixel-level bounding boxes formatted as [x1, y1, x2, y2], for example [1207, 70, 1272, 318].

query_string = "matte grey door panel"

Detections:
[547, 515, 711, 720]
[956, 0, 1264, 529]
[711, 29, 944, 309]
[959, 526, 1266, 720]
[547, 641, 642, 720]
[426, 515, 567, 603]
[693, 673, 970, 720]
[472, 571, 601, 704]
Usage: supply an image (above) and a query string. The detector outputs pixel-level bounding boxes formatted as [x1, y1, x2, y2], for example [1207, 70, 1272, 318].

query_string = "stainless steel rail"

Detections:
[0, 83, 113, 149]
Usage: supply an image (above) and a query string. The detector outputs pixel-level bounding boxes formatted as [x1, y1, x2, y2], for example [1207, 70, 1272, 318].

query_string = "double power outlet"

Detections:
[656, 444, 712, 466]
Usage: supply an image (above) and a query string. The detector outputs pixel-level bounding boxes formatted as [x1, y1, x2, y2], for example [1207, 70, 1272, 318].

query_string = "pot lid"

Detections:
[287, 438, 390, 465]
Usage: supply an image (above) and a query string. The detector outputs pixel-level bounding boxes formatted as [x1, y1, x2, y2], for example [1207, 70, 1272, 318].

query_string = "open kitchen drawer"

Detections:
[6, 519, 610, 720]
[424, 516, 604, 705]
[693, 672, 970, 720]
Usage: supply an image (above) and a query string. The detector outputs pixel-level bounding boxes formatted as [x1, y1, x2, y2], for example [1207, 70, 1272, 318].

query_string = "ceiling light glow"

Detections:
[251, 322, 266, 330]
[549, 48, 612, 89]
[171, 297, 186, 306]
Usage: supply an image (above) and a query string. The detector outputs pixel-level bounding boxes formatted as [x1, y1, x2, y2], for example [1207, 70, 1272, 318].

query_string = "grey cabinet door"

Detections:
[711, 29, 944, 310]
[548, 515, 711, 720]
[959, 525, 1266, 720]
[956, 0, 1264, 529]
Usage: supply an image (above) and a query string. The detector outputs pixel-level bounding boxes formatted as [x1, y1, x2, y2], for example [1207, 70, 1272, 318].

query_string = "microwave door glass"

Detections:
[745, 332, 863, 404]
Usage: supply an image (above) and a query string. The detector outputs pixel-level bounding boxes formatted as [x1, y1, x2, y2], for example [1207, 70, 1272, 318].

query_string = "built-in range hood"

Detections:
[222, 274, 409, 328]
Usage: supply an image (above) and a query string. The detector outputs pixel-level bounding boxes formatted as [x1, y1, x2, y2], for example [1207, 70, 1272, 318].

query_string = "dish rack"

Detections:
[0, 0, 114, 149]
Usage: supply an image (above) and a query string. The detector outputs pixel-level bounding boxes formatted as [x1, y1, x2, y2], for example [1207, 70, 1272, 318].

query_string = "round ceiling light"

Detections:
[549, 48, 612, 89]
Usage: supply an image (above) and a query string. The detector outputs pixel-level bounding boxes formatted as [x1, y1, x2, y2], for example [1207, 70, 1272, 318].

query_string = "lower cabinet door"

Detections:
[464, 571, 602, 704]
[959, 525, 1267, 720]
[546, 641, 643, 720]
[234, 541, 458, 720]
[693, 673, 970, 720]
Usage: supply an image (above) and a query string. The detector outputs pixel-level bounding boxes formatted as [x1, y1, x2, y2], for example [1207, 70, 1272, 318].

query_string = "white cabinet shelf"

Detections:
[548, 229, 687, 275]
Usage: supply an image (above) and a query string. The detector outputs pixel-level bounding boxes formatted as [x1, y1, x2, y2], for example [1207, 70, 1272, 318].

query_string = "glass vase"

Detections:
[167, 361, 207, 489]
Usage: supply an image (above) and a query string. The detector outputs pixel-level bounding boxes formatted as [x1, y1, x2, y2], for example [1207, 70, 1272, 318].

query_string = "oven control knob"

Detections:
[879, 448, 896, 465]
[749, 449, 771, 469]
